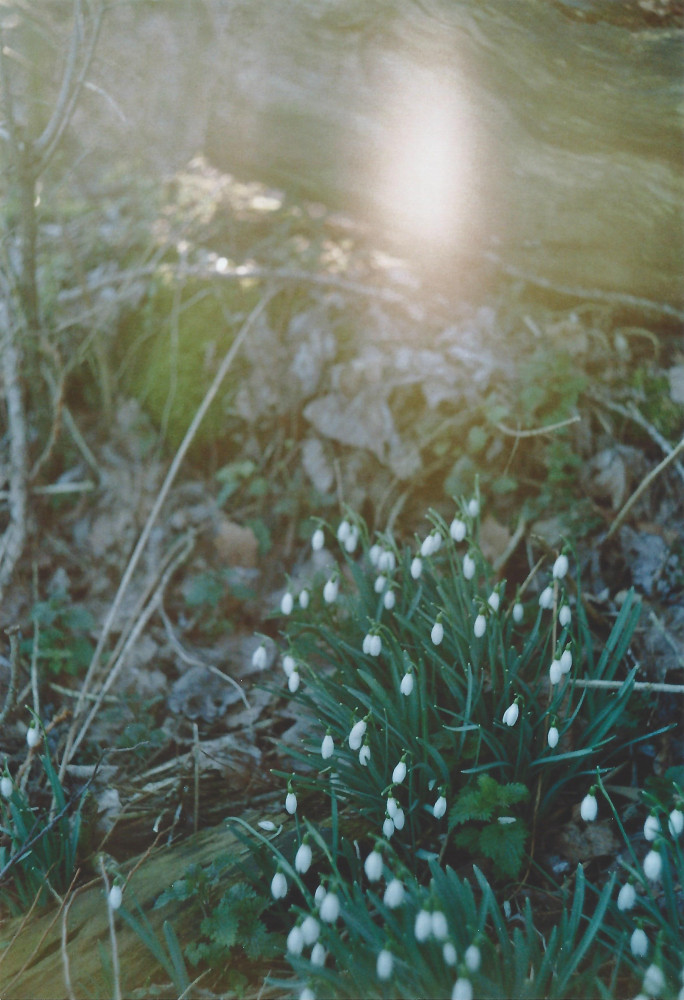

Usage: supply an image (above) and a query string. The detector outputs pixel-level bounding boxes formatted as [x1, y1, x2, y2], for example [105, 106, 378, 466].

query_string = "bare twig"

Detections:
[574, 678, 684, 694]
[193, 722, 200, 836]
[0, 626, 20, 726]
[495, 415, 581, 438]
[600, 396, 684, 485]
[605, 436, 684, 542]
[0, 311, 28, 605]
[30, 562, 41, 719]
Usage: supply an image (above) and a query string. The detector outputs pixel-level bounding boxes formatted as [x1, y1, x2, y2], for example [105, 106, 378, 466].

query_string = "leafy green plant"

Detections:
[449, 775, 530, 879]
[22, 589, 95, 677]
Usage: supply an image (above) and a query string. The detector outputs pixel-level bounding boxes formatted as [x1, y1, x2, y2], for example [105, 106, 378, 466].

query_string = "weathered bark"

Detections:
[205, 0, 684, 310]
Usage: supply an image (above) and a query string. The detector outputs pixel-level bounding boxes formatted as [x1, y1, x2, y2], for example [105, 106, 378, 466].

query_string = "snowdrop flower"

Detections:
[617, 882, 636, 911]
[1, 776, 12, 799]
[280, 592, 294, 615]
[108, 885, 123, 910]
[337, 520, 351, 544]
[450, 517, 466, 542]
[630, 927, 648, 957]
[498, 816, 516, 825]
[314, 884, 326, 907]
[392, 758, 407, 784]
[549, 659, 562, 685]
[378, 549, 396, 573]
[321, 732, 334, 759]
[443, 942, 457, 966]
[474, 614, 486, 638]
[349, 719, 367, 751]
[252, 644, 268, 670]
[414, 909, 432, 941]
[299, 589, 310, 610]
[288, 671, 300, 693]
[344, 526, 359, 553]
[376, 949, 394, 980]
[26, 726, 41, 749]
[258, 820, 277, 832]
[369, 543, 382, 566]
[374, 574, 387, 594]
[452, 978, 473, 1000]
[643, 848, 662, 881]
[421, 533, 440, 557]
[539, 586, 554, 609]
[547, 726, 559, 749]
[643, 965, 665, 997]
[431, 911, 448, 940]
[410, 557, 423, 579]
[364, 849, 383, 882]
[383, 589, 396, 610]
[323, 577, 339, 604]
[467, 498, 480, 518]
[287, 925, 305, 955]
[464, 944, 481, 973]
[433, 794, 447, 819]
[668, 808, 684, 837]
[300, 989, 315, 1000]
[502, 701, 519, 727]
[393, 808, 405, 831]
[286, 791, 298, 815]
[580, 793, 598, 822]
[301, 915, 320, 945]
[359, 743, 371, 766]
[386, 796, 399, 818]
[400, 672, 414, 696]
[487, 591, 500, 613]
[295, 842, 312, 874]
[644, 814, 661, 842]
[271, 871, 287, 899]
[319, 891, 340, 923]
[382, 815, 395, 838]
[559, 604, 572, 627]
[512, 601, 524, 623]
[383, 879, 405, 908]
[311, 527, 325, 551]
[553, 553, 569, 579]
[282, 654, 296, 677]
[369, 634, 382, 657]
[311, 942, 327, 967]
[362, 633, 372, 654]
[463, 554, 476, 580]
[560, 648, 572, 674]
[431, 620, 444, 645]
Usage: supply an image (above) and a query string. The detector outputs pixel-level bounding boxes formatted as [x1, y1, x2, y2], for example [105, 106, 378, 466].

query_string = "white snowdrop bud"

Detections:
[433, 795, 447, 819]
[487, 591, 500, 613]
[344, 527, 359, 553]
[337, 520, 351, 544]
[431, 910, 448, 940]
[288, 671, 300, 693]
[26, 726, 41, 749]
[386, 796, 399, 818]
[376, 949, 394, 980]
[280, 592, 294, 615]
[321, 733, 334, 759]
[643, 849, 662, 881]
[359, 744, 371, 766]
[450, 518, 466, 542]
[369, 634, 382, 657]
[644, 815, 661, 842]
[431, 621, 444, 645]
[383, 878, 405, 908]
[630, 927, 648, 957]
[431, 533, 442, 553]
[559, 604, 571, 627]
[378, 550, 396, 573]
[443, 942, 457, 966]
[271, 872, 287, 899]
[464, 944, 481, 973]
[467, 498, 480, 518]
[287, 925, 305, 955]
[282, 654, 296, 677]
[549, 660, 562, 685]
[300, 988, 315, 1000]
[668, 808, 684, 837]
[410, 557, 423, 579]
[553, 554, 569, 579]
[349, 719, 367, 751]
[301, 915, 320, 945]
[383, 590, 396, 610]
[539, 586, 554, 609]
[512, 602, 524, 623]
[617, 883, 636, 911]
[414, 909, 432, 942]
[312, 528, 325, 551]
[362, 633, 372, 655]
[108, 885, 123, 910]
[369, 543, 382, 566]
[393, 808, 405, 831]
[547, 726, 559, 749]
[560, 649, 572, 674]
[299, 590, 310, 610]
[285, 791, 297, 815]
[382, 815, 395, 838]
[323, 578, 339, 604]
[420, 535, 434, 558]
[314, 884, 326, 907]
[502, 702, 519, 727]
[400, 672, 414, 696]
[374, 575, 387, 594]
[319, 891, 340, 923]
[311, 942, 327, 967]
[643, 965, 666, 998]
[252, 644, 268, 670]
[295, 842, 312, 874]
[463, 554, 476, 580]
[474, 614, 486, 638]
[580, 793, 598, 822]
[258, 820, 277, 831]
[392, 760, 407, 784]
[364, 849, 383, 882]
[452, 978, 473, 1000]
[1, 776, 12, 799]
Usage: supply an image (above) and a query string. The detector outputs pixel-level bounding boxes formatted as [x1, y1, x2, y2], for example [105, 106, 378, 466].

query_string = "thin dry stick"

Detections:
[495, 415, 581, 438]
[99, 857, 122, 1000]
[574, 678, 684, 694]
[605, 435, 684, 542]
[61, 892, 77, 1000]
[30, 562, 41, 719]
[0, 314, 28, 606]
[193, 722, 200, 836]
[0, 626, 20, 726]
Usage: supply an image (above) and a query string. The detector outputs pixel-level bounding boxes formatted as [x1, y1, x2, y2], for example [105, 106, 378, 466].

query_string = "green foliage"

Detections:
[449, 775, 530, 877]
[22, 589, 95, 677]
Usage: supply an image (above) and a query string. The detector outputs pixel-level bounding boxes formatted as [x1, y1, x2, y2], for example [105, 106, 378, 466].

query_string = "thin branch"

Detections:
[0, 310, 28, 605]
[574, 678, 684, 694]
[495, 415, 581, 438]
[605, 435, 684, 541]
